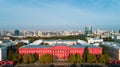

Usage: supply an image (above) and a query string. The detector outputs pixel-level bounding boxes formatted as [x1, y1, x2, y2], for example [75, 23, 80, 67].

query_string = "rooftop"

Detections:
[70, 45, 86, 48]
[0, 45, 6, 49]
[20, 44, 100, 48]
[21, 45, 51, 48]
[44, 40, 77, 42]
[103, 42, 120, 49]
[54, 43, 68, 46]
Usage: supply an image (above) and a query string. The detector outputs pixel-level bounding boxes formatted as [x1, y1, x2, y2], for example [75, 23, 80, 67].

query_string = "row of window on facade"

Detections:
[20, 50, 86, 53]
[54, 53, 69, 56]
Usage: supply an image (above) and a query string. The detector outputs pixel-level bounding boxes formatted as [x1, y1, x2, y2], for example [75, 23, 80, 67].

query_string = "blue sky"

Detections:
[0, 0, 120, 30]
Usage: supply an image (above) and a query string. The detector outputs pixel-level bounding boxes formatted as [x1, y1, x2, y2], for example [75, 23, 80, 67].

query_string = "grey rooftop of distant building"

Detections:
[0, 45, 7, 49]
[0, 45, 3, 48]
[20, 39, 101, 48]
[20, 44, 100, 48]
[44, 40, 77, 42]
[103, 42, 120, 49]
[21, 45, 51, 48]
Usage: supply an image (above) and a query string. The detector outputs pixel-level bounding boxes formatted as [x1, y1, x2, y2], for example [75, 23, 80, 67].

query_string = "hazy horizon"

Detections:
[0, 0, 120, 30]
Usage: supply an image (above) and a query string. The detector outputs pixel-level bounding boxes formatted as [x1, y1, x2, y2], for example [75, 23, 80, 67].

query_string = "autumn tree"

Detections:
[13, 53, 22, 64]
[99, 45, 108, 54]
[29, 54, 35, 63]
[83, 46, 89, 62]
[104, 54, 109, 64]
[41, 42, 49, 45]
[67, 54, 76, 63]
[39, 54, 53, 63]
[23, 54, 30, 64]
[98, 54, 106, 63]
[23, 54, 35, 64]
[76, 54, 82, 63]
[15, 42, 26, 50]
[7, 50, 14, 60]
[33, 54, 39, 62]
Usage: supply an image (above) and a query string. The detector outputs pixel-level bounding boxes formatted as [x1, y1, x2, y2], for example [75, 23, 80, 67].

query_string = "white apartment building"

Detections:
[0, 41, 2, 44]
[29, 40, 43, 45]
[87, 38, 103, 46]
[21, 40, 29, 44]
[0, 46, 7, 61]
[103, 42, 120, 60]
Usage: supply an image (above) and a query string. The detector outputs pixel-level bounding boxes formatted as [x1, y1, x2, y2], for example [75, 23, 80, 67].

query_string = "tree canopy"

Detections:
[13, 53, 22, 64]
[23, 54, 35, 64]
[76, 54, 82, 63]
[67, 54, 76, 63]
[39, 54, 53, 63]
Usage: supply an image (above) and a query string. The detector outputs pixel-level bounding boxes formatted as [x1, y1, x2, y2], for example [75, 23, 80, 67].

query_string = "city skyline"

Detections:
[0, 0, 120, 30]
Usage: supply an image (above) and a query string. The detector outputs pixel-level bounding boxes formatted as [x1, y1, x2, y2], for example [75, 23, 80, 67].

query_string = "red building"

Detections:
[0, 61, 14, 65]
[19, 44, 102, 60]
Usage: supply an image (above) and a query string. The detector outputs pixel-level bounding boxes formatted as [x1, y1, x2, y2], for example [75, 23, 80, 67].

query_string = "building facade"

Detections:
[0, 46, 7, 61]
[19, 44, 102, 60]
[87, 38, 103, 46]
[85, 26, 92, 36]
[14, 30, 20, 36]
[103, 42, 120, 60]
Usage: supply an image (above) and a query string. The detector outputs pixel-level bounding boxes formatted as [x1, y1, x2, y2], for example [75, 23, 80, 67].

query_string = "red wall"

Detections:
[88, 48, 102, 54]
[19, 46, 102, 60]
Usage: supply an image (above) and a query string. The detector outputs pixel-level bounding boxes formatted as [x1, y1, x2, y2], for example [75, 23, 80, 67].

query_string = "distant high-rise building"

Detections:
[114, 35, 118, 42]
[14, 30, 19, 36]
[119, 30, 120, 33]
[113, 31, 120, 42]
[85, 26, 92, 35]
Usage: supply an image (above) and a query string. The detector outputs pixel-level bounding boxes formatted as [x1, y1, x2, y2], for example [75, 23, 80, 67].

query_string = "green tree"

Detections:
[7, 50, 14, 60]
[98, 54, 106, 64]
[29, 38, 37, 43]
[104, 54, 109, 64]
[15, 42, 26, 50]
[46, 54, 53, 63]
[76, 54, 82, 63]
[17, 54, 22, 63]
[33, 54, 39, 62]
[39, 55, 45, 63]
[83, 46, 89, 62]
[67, 54, 76, 63]
[41, 42, 49, 45]
[23, 54, 30, 64]
[13, 53, 22, 64]
[98, 54, 109, 64]
[25, 35, 87, 41]
[92, 55, 98, 63]
[86, 53, 93, 63]
[39, 54, 53, 63]
[89, 54, 97, 63]
[99, 45, 110, 64]
[103, 37, 114, 42]
[23, 54, 36, 64]
[83, 46, 97, 63]
[99, 45, 108, 54]
[29, 54, 35, 63]
[13, 54, 18, 64]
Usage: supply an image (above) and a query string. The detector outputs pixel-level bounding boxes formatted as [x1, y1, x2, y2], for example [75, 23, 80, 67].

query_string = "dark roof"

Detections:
[70, 45, 86, 48]
[21, 45, 51, 48]
[87, 45, 100, 48]
[70, 45, 100, 48]
[54, 43, 68, 46]
[0, 45, 4, 48]
[20, 44, 100, 48]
